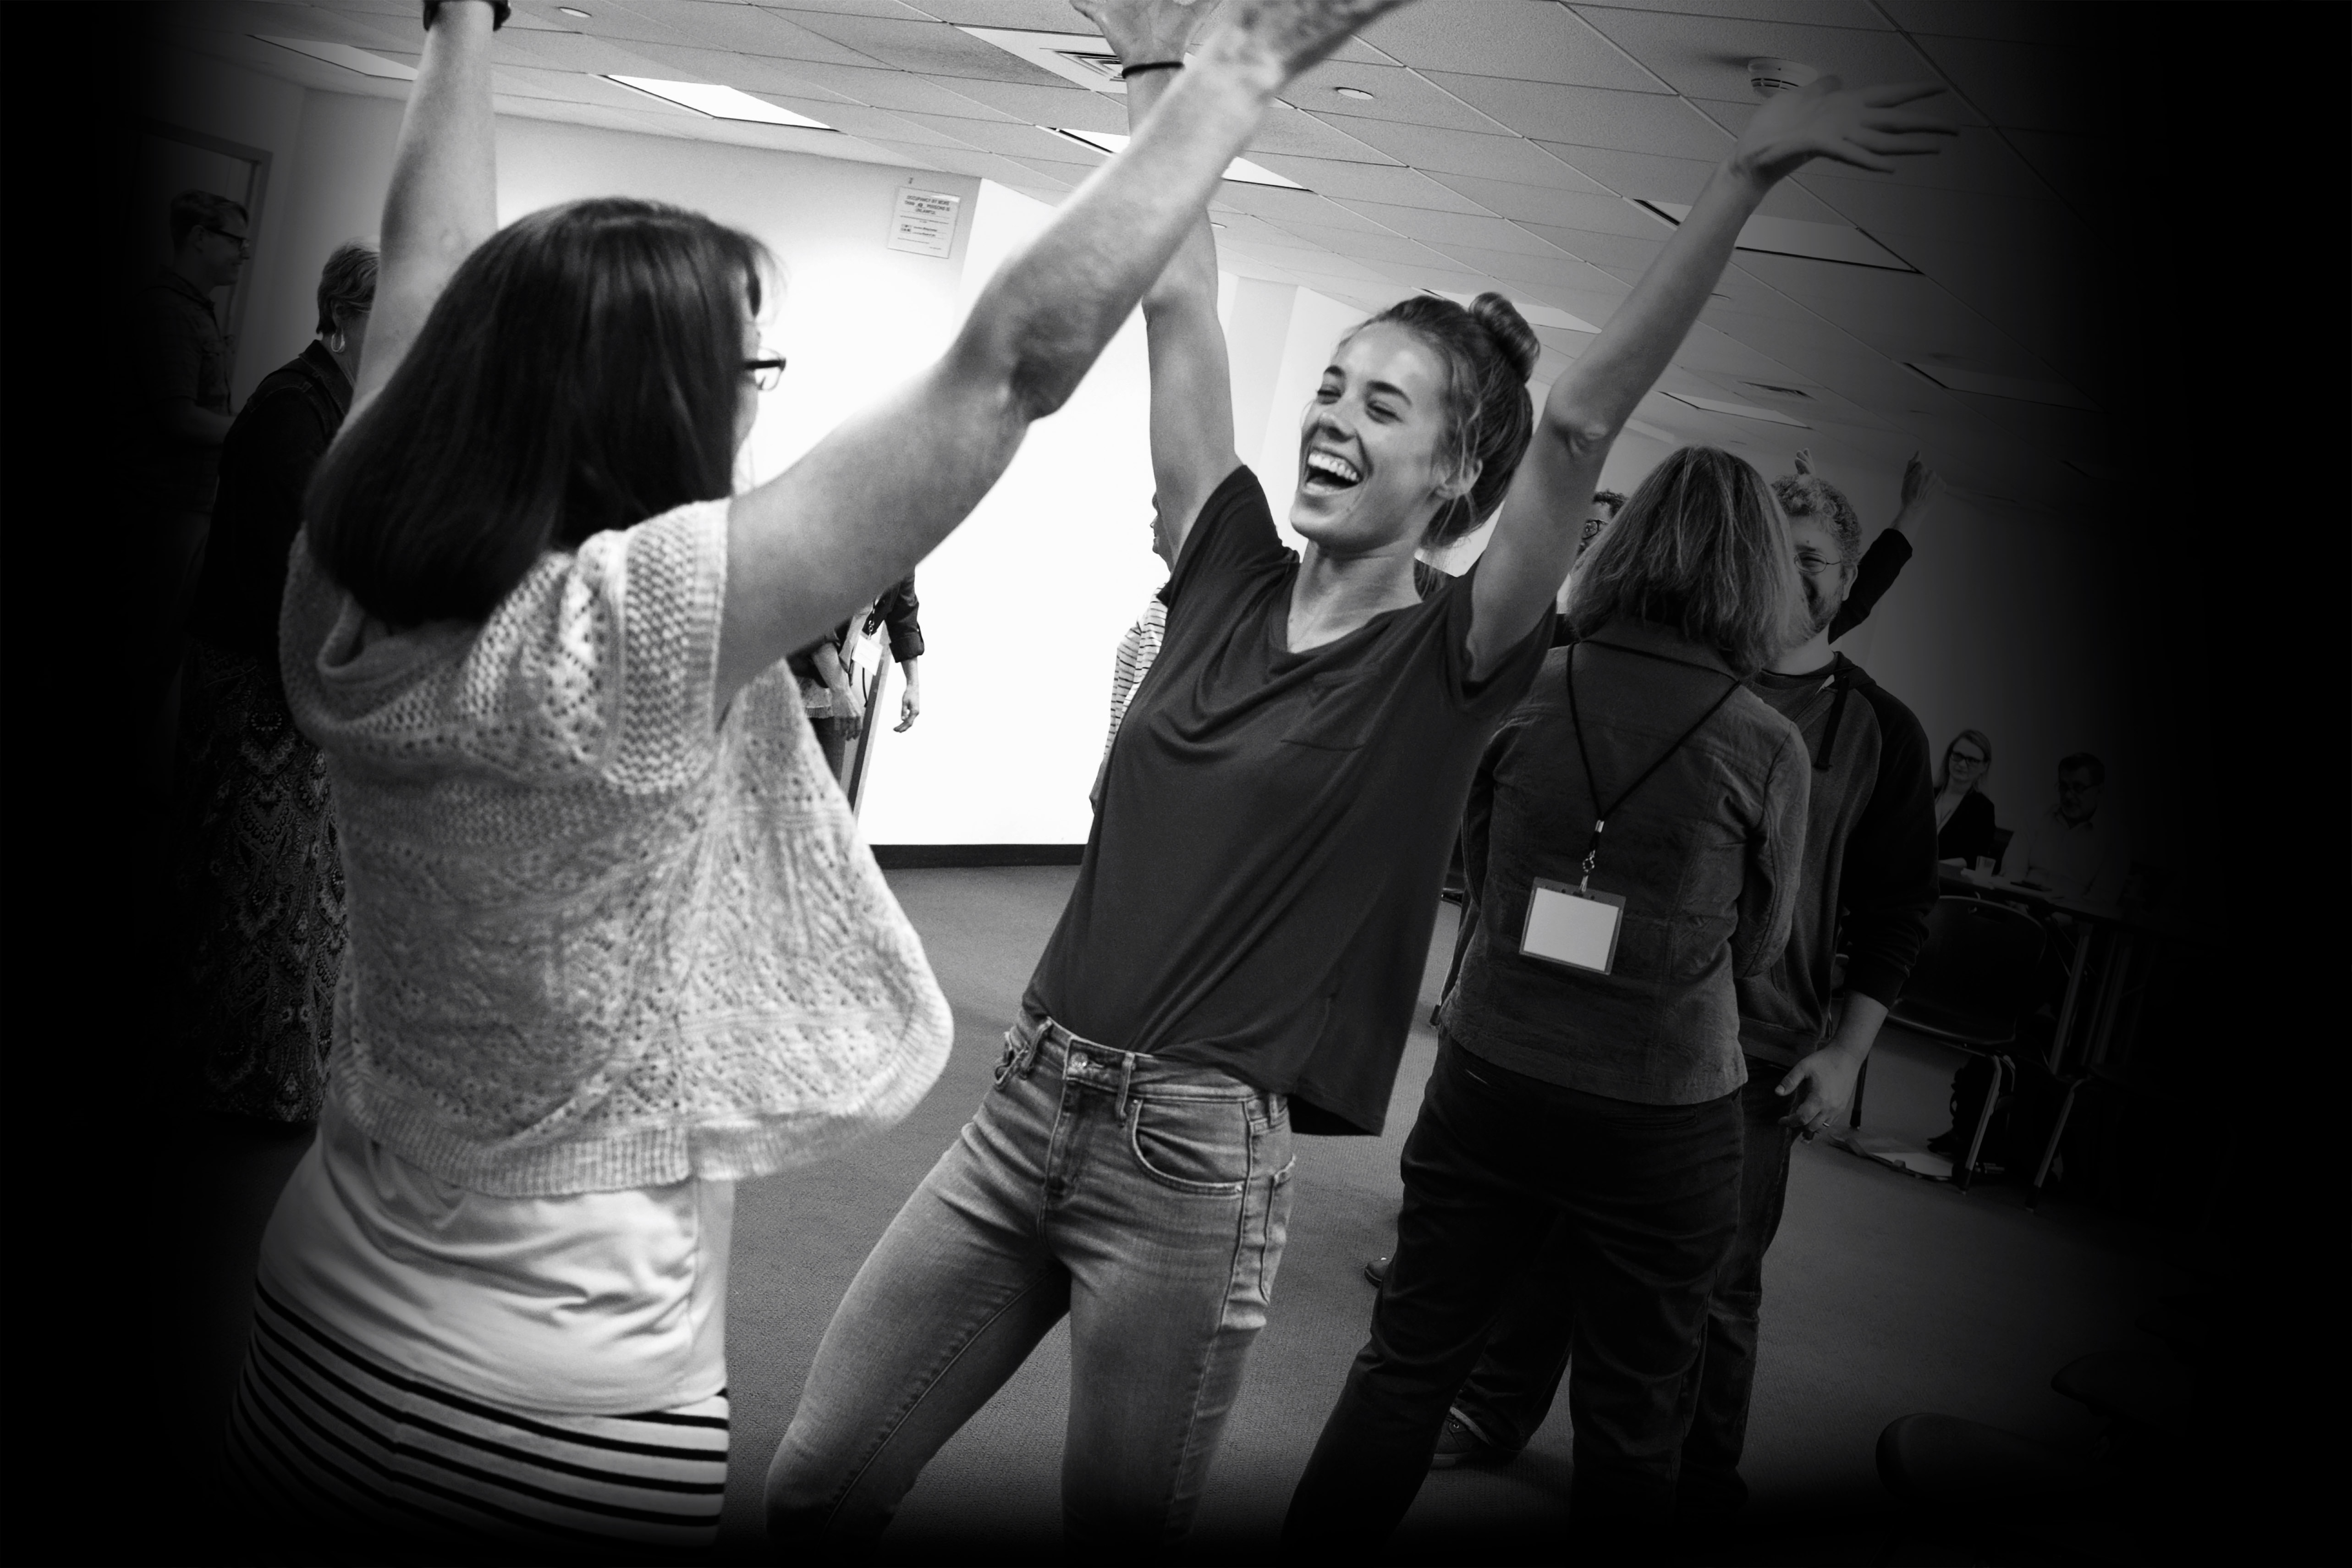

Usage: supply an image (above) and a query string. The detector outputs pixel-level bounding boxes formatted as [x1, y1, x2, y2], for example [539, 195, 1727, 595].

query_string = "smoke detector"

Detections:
[1748, 58, 1819, 97]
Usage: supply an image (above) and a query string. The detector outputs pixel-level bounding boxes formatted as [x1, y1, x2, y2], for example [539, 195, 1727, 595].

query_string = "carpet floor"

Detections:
[170, 866, 2195, 1565]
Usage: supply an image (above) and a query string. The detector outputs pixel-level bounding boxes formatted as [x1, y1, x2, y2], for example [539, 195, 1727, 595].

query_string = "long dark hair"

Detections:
[308, 198, 769, 625]
[1567, 445, 1802, 676]
[1345, 292, 1539, 545]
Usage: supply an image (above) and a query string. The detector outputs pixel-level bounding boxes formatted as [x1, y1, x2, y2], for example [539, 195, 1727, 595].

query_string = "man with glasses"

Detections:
[1418, 462, 1939, 1540]
[2007, 753, 2127, 903]
[134, 189, 251, 792]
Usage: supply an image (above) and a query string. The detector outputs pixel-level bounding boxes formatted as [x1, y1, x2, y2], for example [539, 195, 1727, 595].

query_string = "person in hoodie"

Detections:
[1422, 463, 1939, 1531]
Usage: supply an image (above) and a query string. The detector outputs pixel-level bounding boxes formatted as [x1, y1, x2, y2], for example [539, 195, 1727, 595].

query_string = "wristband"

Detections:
[424, 0, 510, 30]
[1120, 60, 1184, 80]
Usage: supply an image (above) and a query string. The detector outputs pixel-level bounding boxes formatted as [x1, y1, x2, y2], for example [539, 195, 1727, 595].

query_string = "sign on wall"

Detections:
[886, 187, 962, 259]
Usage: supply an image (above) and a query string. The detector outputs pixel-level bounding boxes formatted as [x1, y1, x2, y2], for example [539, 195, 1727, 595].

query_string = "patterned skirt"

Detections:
[224, 1283, 729, 1564]
[174, 640, 344, 1122]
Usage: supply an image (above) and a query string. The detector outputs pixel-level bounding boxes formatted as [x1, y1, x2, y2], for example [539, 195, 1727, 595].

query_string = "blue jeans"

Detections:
[764, 1009, 1294, 1559]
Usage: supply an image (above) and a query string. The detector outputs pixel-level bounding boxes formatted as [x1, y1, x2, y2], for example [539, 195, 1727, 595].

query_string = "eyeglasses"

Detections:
[202, 225, 253, 257]
[743, 356, 787, 392]
[1948, 753, 1986, 768]
[1794, 552, 1849, 576]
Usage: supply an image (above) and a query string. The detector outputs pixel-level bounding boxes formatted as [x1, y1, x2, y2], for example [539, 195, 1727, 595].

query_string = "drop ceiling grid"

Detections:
[178, 0, 2094, 510]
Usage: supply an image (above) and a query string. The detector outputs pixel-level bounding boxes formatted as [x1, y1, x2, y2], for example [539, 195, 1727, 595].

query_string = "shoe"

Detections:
[1364, 1254, 1391, 1286]
[1429, 1413, 1512, 1470]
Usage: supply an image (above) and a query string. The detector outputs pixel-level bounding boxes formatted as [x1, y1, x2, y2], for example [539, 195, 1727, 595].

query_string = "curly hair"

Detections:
[1769, 469, 1861, 565]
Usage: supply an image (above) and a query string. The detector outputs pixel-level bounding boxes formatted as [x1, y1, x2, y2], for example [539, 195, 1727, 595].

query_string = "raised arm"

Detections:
[1081, 0, 1241, 564]
[1466, 79, 1955, 677]
[349, 1, 499, 418]
[715, 0, 1399, 704]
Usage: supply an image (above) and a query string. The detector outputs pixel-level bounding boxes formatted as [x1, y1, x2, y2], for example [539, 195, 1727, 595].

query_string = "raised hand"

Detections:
[1901, 451, 1945, 510]
[1194, 0, 1418, 81]
[1732, 77, 1956, 184]
[1072, 0, 1214, 67]
[1793, 447, 1814, 476]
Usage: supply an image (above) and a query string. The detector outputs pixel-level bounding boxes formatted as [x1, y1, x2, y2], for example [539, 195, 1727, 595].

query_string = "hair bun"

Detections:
[1469, 291, 1539, 384]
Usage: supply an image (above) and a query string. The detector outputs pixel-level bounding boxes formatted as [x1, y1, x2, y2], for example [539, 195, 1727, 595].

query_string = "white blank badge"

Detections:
[1520, 877, 1627, 974]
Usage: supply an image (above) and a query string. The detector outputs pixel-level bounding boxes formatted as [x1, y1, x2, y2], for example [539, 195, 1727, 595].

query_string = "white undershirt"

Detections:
[256, 1098, 733, 1414]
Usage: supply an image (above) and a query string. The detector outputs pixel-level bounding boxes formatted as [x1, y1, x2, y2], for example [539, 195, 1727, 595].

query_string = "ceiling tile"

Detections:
[1425, 241, 1616, 292]
[1728, 253, 2034, 370]
[749, 58, 1019, 116]
[492, 28, 692, 76]
[897, 0, 1120, 28]
[764, 0, 940, 18]
[1423, 165, 1612, 216]
[1799, 172, 2082, 250]
[1330, 202, 1568, 257]
[782, 11, 1068, 82]
[1567, 0, 1893, 29]
[916, 74, 1128, 131]
[1458, 183, 1666, 238]
[1245, 158, 1498, 214]
[1699, 110, 2048, 198]
[1244, 106, 1405, 164]
[996, 181, 1073, 205]
[1262, 222, 1462, 270]
[770, 97, 988, 144]
[1874, 0, 2084, 45]
[1281, 61, 1513, 133]
[1353, 1, 1671, 92]
[1206, 188, 1404, 233]
[496, 66, 681, 110]
[1369, 261, 1515, 296]
[1511, 281, 1628, 325]
[1422, 74, 1735, 160]
[854, 138, 1037, 182]
[1909, 34, 2093, 132]
[1533, 142, 1848, 222]
[1513, 223, 1662, 271]
[591, 0, 885, 63]
[2000, 130, 2095, 212]
[1572, 7, 1949, 104]
[1003, 154, 1105, 186]
[887, 112, 1096, 160]
[1314, 115, 1588, 185]
[610, 40, 857, 94]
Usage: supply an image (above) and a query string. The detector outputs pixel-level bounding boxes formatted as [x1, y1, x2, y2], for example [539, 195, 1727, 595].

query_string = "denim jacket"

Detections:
[1441, 620, 1810, 1106]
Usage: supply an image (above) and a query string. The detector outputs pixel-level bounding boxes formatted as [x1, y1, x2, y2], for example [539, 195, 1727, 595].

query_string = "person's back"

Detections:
[1445, 629, 1808, 1103]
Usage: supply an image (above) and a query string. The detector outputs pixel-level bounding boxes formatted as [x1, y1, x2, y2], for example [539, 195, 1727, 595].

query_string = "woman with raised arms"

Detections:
[221, 0, 1420, 1557]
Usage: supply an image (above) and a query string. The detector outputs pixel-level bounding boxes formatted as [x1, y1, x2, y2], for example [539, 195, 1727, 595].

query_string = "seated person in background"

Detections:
[791, 573, 924, 781]
[2006, 753, 2127, 901]
[1933, 727, 1998, 866]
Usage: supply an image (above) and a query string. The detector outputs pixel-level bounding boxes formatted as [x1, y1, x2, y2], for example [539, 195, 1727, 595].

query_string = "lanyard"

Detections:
[1563, 644, 1741, 891]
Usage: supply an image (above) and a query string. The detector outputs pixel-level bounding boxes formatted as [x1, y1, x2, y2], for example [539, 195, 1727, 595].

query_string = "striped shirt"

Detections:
[1103, 595, 1169, 758]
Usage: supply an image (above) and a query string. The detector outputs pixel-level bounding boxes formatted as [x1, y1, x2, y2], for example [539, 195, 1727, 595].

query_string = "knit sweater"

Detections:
[280, 499, 954, 1196]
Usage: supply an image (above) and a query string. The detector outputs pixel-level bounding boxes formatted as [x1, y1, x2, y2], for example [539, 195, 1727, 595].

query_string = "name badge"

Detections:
[1520, 877, 1626, 974]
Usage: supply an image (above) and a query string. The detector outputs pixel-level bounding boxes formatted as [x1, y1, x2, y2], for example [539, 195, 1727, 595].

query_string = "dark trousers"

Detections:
[1282, 1037, 1741, 1557]
[1448, 1056, 1797, 1512]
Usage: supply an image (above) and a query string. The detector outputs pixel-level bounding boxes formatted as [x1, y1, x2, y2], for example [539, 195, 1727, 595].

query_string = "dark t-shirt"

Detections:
[1023, 466, 1550, 1134]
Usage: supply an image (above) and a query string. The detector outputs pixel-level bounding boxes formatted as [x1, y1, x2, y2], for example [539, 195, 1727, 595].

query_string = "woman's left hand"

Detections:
[1731, 77, 1957, 184]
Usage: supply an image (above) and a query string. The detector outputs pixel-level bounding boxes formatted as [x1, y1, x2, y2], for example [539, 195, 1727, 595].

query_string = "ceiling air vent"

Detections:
[1743, 381, 1812, 399]
[956, 28, 1138, 93]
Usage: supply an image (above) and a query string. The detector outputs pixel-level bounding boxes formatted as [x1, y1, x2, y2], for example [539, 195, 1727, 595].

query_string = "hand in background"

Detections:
[1901, 451, 1945, 512]
[1731, 77, 1956, 185]
[896, 671, 922, 732]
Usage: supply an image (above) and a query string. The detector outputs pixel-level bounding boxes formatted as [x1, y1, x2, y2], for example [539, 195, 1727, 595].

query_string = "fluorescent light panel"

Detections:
[1049, 128, 1303, 189]
[1424, 289, 1597, 335]
[1634, 200, 1914, 272]
[958, 27, 1130, 93]
[255, 36, 415, 78]
[1908, 363, 2096, 410]
[1660, 391, 1812, 428]
[608, 77, 832, 129]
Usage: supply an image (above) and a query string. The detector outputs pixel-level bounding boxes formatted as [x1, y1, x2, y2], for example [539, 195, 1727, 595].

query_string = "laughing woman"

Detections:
[220, 0, 1423, 1559]
[765, 0, 1580, 1554]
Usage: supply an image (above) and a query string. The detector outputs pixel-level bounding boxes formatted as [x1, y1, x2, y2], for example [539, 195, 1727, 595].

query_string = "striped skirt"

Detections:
[224, 1283, 728, 1563]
